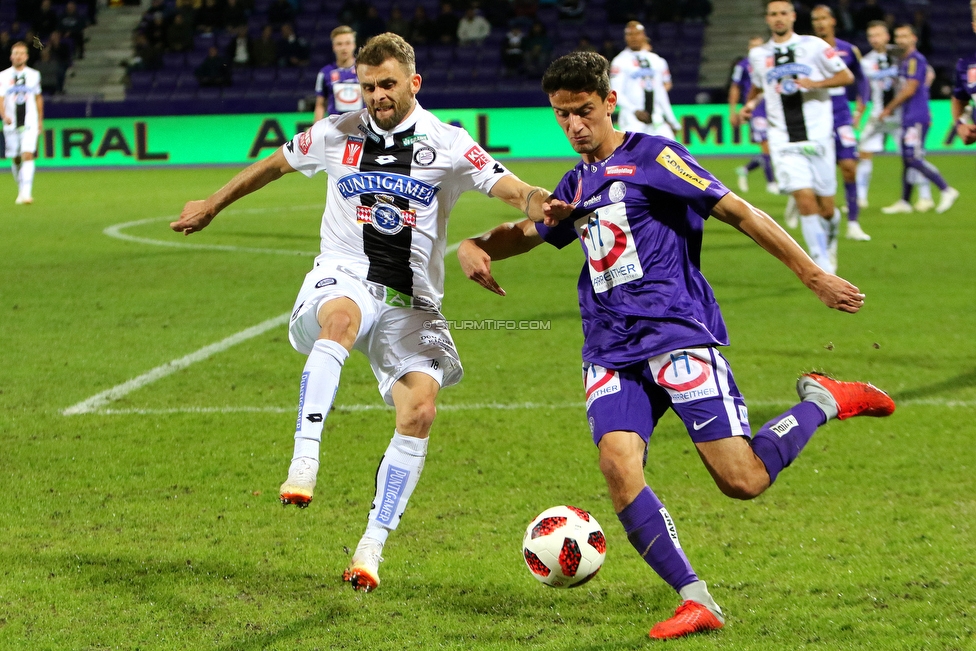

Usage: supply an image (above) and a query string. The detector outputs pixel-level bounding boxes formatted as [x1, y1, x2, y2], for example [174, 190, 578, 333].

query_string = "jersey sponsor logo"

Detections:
[769, 414, 799, 437]
[583, 365, 621, 409]
[608, 181, 627, 203]
[374, 154, 398, 165]
[402, 133, 427, 145]
[295, 371, 310, 432]
[604, 165, 636, 176]
[582, 194, 602, 208]
[314, 277, 337, 288]
[330, 69, 340, 82]
[766, 62, 812, 95]
[298, 129, 313, 155]
[655, 146, 712, 191]
[356, 204, 417, 234]
[413, 146, 436, 166]
[357, 123, 382, 143]
[336, 171, 440, 206]
[575, 202, 643, 293]
[824, 47, 837, 59]
[464, 144, 491, 170]
[342, 136, 365, 166]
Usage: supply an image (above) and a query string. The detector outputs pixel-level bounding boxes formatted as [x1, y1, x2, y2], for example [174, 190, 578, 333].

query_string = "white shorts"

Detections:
[769, 136, 837, 196]
[858, 116, 901, 154]
[3, 124, 38, 158]
[288, 262, 463, 405]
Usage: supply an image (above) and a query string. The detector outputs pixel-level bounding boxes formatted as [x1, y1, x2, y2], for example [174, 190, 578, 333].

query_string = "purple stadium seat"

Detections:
[154, 70, 179, 88]
[128, 71, 155, 92]
[186, 51, 207, 68]
[162, 52, 185, 69]
[197, 87, 222, 101]
[252, 68, 277, 85]
[175, 72, 198, 88]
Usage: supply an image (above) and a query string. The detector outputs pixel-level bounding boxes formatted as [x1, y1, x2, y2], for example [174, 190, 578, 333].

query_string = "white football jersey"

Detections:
[860, 47, 901, 119]
[282, 104, 512, 308]
[610, 49, 678, 133]
[749, 34, 849, 144]
[0, 65, 41, 129]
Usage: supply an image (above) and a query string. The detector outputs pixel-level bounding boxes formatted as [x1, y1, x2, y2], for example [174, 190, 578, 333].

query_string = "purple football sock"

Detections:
[745, 157, 762, 172]
[762, 154, 774, 182]
[617, 486, 698, 592]
[902, 168, 913, 202]
[750, 401, 826, 485]
[845, 181, 859, 222]
[905, 157, 948, 191]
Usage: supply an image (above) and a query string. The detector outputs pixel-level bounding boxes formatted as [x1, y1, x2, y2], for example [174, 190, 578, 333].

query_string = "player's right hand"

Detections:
[812, 273, 864, 314]
[957, 123, 976, 146]
[457, 240, 505, 296]
[170, 200, 215, 236]
[634, 110, 653, 124]
[729, 112, 742, 128]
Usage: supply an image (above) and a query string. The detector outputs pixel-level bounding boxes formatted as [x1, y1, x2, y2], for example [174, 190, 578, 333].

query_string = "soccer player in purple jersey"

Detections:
[458, 51, 895, 641]
[951, 1, 976, 147]
[313, 26, 362, 121]
[878, 24, 959, 214]
[811, 4, 871, 241]
[730, 36, 778, 195]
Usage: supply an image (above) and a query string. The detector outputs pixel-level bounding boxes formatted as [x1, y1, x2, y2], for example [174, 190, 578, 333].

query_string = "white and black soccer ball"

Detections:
[522, 505, 606, 588]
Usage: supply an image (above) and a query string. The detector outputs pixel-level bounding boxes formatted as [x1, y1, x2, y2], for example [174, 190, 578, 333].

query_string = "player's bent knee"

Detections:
[396, 399, 436, 436]
[716, 470, 769, 500]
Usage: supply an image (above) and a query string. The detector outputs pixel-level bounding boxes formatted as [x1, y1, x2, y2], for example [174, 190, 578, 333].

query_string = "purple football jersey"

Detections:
[315, 63, 362, 115]
[536, 133, 732, 367]
[731, 57, 752, 100]
[899, 50, 930, 126]
[953, 52, 976, 108]
[829, 38, 860, 124]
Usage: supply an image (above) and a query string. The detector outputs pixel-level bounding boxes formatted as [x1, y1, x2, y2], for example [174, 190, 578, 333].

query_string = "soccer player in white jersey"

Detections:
[0, 41, 43, 205]
[854, 21, 933, 211]
[741, 0, 854, 274]
[610, 21, 682, 139]
[170, 33, 557, 593]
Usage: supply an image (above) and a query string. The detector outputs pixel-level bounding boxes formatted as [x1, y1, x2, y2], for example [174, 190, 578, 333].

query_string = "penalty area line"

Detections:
[62, 313, 291, 416]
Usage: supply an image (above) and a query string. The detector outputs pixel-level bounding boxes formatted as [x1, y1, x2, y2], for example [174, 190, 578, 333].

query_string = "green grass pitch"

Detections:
[1, 154, 974, 650]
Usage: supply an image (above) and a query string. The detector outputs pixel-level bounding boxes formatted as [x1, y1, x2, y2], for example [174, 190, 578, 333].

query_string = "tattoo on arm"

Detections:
[523, 189, 540, 216]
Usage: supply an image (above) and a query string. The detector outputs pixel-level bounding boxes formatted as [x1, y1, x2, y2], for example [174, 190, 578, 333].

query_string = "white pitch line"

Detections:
[71, 398, 976, 417]
[67, 229, 475, 416]
[62, 313, 291, 416]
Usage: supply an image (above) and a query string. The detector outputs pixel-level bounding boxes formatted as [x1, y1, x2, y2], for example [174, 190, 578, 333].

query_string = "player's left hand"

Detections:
[170, 200, 215, 235]
[811, 273, 865, 314]
[957, 123, 976, 146]
[795, 77, 816, 91]
[457, 240, 505, 296]
[542, 198, 575, 227]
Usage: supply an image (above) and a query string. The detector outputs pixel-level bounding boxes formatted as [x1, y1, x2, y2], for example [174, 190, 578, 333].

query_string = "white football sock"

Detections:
[855, 158, 872, 202]
[365, 431, 429, 545]
[20, 160, 34, 198]
[11, 160, 21, 187]
[800, 214, 834, 273]
[292, 338, 348, 462]
[679, 580, 725, 622]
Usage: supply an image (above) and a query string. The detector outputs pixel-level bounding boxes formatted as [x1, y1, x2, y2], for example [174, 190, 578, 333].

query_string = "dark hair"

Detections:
[541, 51, 611, 99]
[866, 20, 888, 31]
[811, 4, 832, 15]
[357, 32, 416, 74]
[766, 0, 794, 9]
[894, 23, 916, 36]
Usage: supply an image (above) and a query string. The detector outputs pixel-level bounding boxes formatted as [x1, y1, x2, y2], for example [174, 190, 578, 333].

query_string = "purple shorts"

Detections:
[901, 121, 929, 161]
[834, 122, 858, 161]
[583, 347, 752, 447]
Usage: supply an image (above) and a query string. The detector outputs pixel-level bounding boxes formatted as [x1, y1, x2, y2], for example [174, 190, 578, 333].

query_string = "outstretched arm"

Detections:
[457, 219, 544, 296]
[170, 148, 296, 235]
[710, 192, 865, 313]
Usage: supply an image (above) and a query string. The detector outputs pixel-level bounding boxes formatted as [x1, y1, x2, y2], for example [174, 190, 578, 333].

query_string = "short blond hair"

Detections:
[331, 25, 355, 41]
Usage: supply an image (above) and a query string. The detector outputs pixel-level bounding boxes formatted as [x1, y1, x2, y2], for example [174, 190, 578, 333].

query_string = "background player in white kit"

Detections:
[170, 33, 556, 593]
[610, 21, 682, 139]
[741, 0, 853, 274]
[854, 21, 933, 212]
[1, 41, 43, 205]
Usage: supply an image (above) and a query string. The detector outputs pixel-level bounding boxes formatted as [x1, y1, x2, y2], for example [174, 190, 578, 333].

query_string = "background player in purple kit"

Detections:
[878, 24, 959, 215]
[313, 25, 362, 121]
[458, 51, 895, 641]
[811, 4, 871, 241]
[951, 1, 976, 147]
[729, 36, 778, 195]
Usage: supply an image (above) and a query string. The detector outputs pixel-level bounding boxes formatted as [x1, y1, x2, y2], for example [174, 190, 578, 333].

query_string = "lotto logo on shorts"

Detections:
[584, 365, 621, 409]
[342, 136, 365, 166]
[298, 129, 313, 155]
[464, 145, 491, 170]
[653, 351, 718, 403]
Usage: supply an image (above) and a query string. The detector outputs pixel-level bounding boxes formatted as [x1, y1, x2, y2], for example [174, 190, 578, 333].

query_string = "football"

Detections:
[522, 505, 606, 588]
